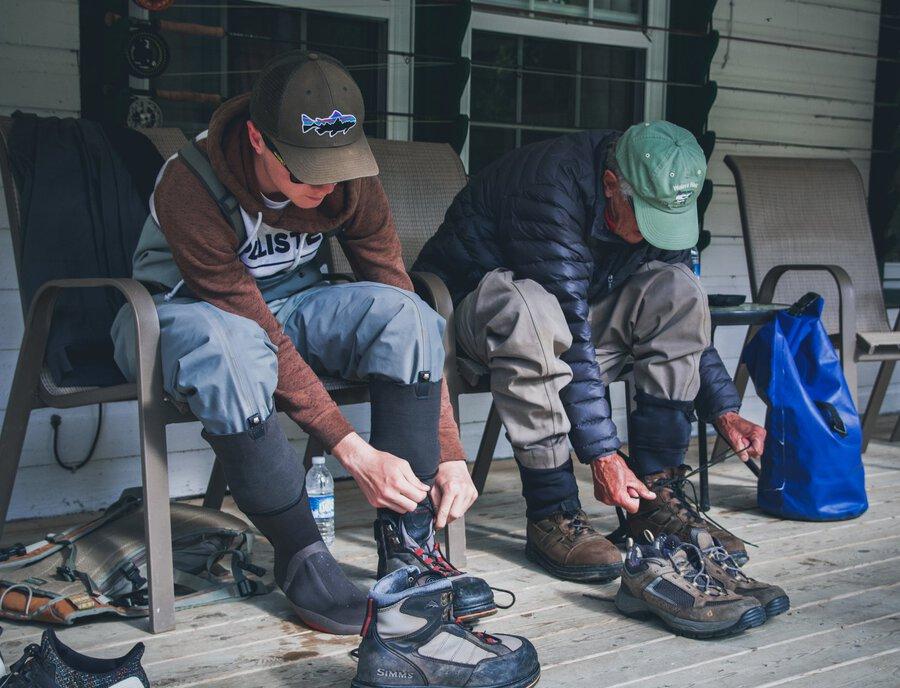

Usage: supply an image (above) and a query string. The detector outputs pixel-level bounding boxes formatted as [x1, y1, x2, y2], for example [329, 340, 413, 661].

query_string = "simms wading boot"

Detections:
[376, 499, 497, 623]
[353, 567, 540, 688]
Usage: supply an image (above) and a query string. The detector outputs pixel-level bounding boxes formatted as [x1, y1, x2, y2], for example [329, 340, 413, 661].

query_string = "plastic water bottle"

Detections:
[690, 245, 701, 278]
[307, 456, 335, 546]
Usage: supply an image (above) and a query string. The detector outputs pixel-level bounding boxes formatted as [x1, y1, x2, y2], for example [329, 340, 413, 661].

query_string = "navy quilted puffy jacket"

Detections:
[414, 130, 740, 463]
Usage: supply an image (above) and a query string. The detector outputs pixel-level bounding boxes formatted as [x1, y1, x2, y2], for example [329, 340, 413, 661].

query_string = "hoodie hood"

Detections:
[204, 93, 362, 234]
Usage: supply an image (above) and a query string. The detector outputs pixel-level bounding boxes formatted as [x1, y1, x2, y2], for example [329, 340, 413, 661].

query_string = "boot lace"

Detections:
[705, 543, 752, 582]
[560, 511, 594, 538]
[664, 542, 727, 596]
[414, 541, 462, 578]
[623, 442, 757, 550]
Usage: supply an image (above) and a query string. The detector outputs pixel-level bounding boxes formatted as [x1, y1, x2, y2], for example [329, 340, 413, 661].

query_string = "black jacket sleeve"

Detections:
[504, 183, 620, 463]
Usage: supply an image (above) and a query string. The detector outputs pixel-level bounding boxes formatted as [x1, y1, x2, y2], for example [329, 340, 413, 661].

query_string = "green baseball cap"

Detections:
[614, 121, 707, 251]
[250, 50, 378, 185]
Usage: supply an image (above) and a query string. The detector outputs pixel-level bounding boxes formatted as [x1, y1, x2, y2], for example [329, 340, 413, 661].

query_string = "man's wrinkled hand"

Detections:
[333, 432, 429, 513]
[431, 460, 478, 529]
[591, 453, 655, 514]
[714, 411, 766, 462]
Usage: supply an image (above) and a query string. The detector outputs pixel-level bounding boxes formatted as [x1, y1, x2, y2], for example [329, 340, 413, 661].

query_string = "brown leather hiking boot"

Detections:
[526, 510, 623, 582]
[626, 466, 749, 565]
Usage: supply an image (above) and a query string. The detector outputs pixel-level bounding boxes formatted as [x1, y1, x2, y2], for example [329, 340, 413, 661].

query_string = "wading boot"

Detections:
[525, 510, 622, 582]
[353, 567, 540, 688]
[626, 465, 749, 565]
[376, 499, 497, 623]
[688, 528, 790, 619]
[616, 534, 765, 639]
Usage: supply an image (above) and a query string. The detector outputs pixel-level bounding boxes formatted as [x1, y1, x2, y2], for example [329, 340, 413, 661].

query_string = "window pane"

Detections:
[471, 32, 519, 124]
[521, 37, 577, 127]
[469, 126, 517, 175]
[580, 44, 644, 131]
[478, 0, 639, 23]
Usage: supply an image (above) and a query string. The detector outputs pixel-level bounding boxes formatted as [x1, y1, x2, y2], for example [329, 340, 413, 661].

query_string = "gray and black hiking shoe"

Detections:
[375, 499, 498, 623]
[616, 534, 765, 639]
[627, 465, 749, 564]
[353, 567, 540, 688]
[687, 528, 790, 619]
[0, 629, 150, 687]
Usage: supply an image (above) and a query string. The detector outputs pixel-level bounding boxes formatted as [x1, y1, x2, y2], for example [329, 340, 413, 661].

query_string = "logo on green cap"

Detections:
[614, 121, 707, 251]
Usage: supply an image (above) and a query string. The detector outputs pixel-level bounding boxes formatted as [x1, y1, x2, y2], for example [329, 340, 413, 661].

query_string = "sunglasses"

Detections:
[259, 130, 302, 184]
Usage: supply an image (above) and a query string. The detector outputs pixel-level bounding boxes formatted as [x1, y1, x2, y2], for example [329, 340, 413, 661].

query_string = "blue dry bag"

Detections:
[741, 294, 867, 521]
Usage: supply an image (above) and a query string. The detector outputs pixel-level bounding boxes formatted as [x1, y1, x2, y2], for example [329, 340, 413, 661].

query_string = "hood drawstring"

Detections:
[163, 279, 185, 302]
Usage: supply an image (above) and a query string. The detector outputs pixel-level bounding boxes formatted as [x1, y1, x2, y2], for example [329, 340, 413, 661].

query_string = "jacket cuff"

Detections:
[572, 435, 622, 465]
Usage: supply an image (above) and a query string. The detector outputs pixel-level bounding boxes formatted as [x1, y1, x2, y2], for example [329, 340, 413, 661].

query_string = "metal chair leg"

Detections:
[202, 458, 228, 510]
[303, 436, 324, 472]
[0, 357, 40, 540]
[444, 516, 468, 569]
[138, 402, 176, 634]
[471, 403, 502, 495]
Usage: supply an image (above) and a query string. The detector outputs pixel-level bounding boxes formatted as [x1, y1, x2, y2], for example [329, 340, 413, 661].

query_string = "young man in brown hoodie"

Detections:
[111, 51, 489, 634]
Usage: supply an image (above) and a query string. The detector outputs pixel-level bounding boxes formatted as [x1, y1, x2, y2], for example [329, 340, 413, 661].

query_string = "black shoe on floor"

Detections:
[1, 629, 150, 687]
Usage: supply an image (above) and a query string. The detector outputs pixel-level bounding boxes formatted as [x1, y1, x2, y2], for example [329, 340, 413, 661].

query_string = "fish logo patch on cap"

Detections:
[301, 109, 357, 137]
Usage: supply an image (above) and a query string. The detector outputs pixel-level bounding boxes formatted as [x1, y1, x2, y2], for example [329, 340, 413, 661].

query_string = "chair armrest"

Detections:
[26, 278, 162, 405]
[409, 271, 454, 321]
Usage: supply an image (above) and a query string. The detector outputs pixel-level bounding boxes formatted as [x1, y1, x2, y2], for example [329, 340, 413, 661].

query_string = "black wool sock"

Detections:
[369, 377, 441, 485]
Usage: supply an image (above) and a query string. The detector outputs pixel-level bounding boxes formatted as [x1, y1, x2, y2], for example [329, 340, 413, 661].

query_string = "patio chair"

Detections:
[0, 120, 469, 632]
[0, 119, 187, 633]
[714, 154, 900, 460]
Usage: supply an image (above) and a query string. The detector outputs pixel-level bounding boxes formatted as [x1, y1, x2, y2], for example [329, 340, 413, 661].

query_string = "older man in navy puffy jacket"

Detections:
[414, 121, 764, 581]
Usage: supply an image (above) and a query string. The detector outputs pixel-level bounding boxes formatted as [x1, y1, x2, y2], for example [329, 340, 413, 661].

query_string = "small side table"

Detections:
[696, 302, 786, 511]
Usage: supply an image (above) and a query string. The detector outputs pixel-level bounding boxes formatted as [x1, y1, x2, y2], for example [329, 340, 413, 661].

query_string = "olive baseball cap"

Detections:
[614, 121, 707, 251]
[250, 50, 378, 185]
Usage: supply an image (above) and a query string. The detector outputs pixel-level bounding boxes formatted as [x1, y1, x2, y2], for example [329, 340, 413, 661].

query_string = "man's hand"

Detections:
[431, 460, 479, 529]
[332, 432, 429, 513]
[714, 411, 766, 461]
[591, 453, 656, 514]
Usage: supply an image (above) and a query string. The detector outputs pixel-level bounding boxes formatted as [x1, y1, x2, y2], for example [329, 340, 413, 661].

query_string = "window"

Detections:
[469, 30, 645, 173]
[82, 0, 388, 139]
[476, 0, 643, 24]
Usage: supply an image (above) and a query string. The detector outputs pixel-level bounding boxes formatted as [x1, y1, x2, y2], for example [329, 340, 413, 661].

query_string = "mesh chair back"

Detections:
[726, 155, 888, 335]
[328, 139, 466, 273]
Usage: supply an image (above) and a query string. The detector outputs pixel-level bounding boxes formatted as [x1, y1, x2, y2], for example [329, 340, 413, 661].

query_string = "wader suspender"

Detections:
[178, 139, 247, 244]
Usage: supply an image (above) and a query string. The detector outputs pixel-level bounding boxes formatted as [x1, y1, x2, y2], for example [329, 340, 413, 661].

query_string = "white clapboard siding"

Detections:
[0, 0, 895, 519]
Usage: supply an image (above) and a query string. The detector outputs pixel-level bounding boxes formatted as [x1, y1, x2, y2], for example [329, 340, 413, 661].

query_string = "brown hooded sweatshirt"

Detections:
[152, 94, 464, 461]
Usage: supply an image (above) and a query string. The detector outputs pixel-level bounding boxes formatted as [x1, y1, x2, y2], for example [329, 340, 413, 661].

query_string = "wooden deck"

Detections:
[1, 438, 899, 688]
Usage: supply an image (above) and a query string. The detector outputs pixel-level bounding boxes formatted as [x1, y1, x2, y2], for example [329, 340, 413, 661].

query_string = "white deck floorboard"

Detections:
[1, 438, 898, 687]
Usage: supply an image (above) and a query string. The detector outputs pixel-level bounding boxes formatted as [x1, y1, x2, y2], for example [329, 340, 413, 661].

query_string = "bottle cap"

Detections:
[312, 455, 326, 465]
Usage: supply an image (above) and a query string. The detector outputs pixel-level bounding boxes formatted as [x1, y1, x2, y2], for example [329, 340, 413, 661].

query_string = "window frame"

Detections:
[127, 0, 412, 141]
[460, 0, 669, 170]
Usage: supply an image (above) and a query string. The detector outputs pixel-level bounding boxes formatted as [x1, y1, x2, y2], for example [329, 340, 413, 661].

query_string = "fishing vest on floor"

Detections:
[132, 139, 345, 303]
[0, 490, 269, 625]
